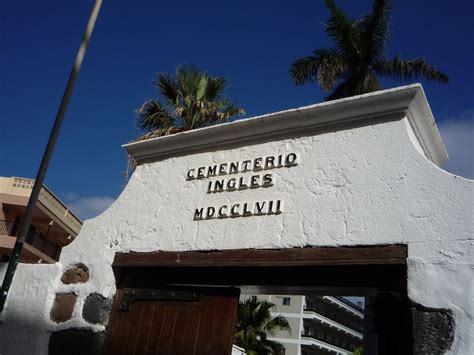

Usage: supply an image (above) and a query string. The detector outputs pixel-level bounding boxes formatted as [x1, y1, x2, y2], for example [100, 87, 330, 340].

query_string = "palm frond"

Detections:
[206, 77, 227, 101]
[325, 70, 381, 100]
[176, 65, 207, 99]
[290, 0, 448, 99]
[358, 0, 391, 61]
[136, 66, 243, 140]
[136, 99, 173, 132]
[155, 73, 179, 106]
[136, 126, 186, 140]
[264, 315, 290, 336]
[374, 56, 449, 83]
[234, 298, 290, 354]
[324, 0, 363, 61]
[316, 49, 347, 91]
[195, 76, 208, 102]
[290, 49, 347, 90]
[290, 54, 322, 85]
[221, 105, 245, 118]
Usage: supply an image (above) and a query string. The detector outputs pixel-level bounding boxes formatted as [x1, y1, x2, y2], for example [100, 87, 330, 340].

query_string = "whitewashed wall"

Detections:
[0, 85, 472, 354]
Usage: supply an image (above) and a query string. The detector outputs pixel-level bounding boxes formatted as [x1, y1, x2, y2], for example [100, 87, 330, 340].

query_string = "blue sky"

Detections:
[1, 0, 473, 219]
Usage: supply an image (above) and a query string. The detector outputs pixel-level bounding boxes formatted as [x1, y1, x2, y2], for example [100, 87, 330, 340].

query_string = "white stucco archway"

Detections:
[0, 84, 472, 354]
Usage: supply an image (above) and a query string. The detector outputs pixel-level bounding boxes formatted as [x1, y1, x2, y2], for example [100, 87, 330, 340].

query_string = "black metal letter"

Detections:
[230, 204, 241, 217]
[187, 168, 196, 180]
[219, 163, 228, 175]
[242, 203, 252, 216]
[285, 153, 298, 166]
[197, 167, 206, 179]
[262, 173, 273, 187]
[255, 201, 266, 215]
[214, 179, 225, 192]
[241, 160, 252, 172]
[206, 206, 216, 219]
[218, 205, 229, 218]
[227, 178, 237, 191]
[207, 165, 217, 177]
[253, 157, 263, 171]
[194, 208, 204, 220]
[229, 162, 240, 174]
[265, 156, 275, 169]
[250, 175, 260, 188]
[238, 176, 249, 190]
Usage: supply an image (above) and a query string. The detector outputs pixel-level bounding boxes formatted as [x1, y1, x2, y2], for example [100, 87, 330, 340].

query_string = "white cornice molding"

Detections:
[123, 84, 448, 166]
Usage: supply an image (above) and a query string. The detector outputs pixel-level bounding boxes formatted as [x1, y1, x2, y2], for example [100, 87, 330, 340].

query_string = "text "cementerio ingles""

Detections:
[187, 153, 298, 220]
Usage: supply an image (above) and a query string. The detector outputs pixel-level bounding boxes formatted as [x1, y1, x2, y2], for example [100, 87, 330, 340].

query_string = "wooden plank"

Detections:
[170, 308, 189, 353]
[123, 303, 145, 355]
[158, 307, 178, 353]
[193, 304, 215, 355]
[144, 304, 166, 355]
[133, 304, 155, 355]
[113, 245, 407, 268]
[179, 308, 201, 354]
[211, 289, 240, 354]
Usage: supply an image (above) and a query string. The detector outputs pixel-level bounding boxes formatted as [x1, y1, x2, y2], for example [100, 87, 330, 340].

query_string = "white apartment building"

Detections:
[243, 294, 364, 355]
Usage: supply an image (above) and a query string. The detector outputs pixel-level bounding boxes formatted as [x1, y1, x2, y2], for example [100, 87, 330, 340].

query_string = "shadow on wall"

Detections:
[0, 262, 113, 355]
[1, 295, 111, 355]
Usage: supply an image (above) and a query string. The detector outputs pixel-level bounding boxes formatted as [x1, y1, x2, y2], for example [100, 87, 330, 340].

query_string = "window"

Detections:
[282, 297, 291, 305]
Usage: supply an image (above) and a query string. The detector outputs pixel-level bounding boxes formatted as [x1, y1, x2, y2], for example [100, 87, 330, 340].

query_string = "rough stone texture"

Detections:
[60, 264, 89, 284]
[50, 293, 77, 323]
[82, 293, 113, 325]
[48, 329, 105, 355]
[412, 302, 455, 355]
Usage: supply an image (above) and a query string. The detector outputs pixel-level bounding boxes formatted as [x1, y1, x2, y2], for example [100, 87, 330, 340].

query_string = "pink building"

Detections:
[0, 177, 82, 264]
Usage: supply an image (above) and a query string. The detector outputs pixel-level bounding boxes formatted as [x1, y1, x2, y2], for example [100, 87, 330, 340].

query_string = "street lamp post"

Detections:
[0, 0, 103, 313]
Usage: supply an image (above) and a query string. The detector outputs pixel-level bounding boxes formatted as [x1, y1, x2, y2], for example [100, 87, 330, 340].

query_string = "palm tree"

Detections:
[136, 66, 244, 139]
[290, 0, 448, 100]
[234, 298, 291, 355]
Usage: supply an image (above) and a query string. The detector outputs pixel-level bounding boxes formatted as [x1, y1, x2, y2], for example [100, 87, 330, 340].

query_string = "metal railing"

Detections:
[304, 301, 364, 332]
[333, 296, 364, 312]
[8, 177, 82, 234]
[0, 219, 60, 261]
[302, 329, 361, 352]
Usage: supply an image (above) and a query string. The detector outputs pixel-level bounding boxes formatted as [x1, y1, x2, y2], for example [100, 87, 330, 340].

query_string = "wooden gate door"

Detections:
[103, 286, 240, 355]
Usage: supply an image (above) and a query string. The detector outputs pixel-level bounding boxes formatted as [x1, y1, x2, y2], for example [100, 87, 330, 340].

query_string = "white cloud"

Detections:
[438, 117, 474, 179]
[66, 195, 116, 220]
[64, 192, 79, 200]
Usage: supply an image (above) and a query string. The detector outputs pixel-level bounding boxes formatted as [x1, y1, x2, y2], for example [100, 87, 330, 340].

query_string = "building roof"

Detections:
[0, 176, 82, 235]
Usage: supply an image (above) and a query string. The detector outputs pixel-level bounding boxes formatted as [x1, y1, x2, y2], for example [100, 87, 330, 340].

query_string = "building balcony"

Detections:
[304, 300, 364, 333]
[0, 177, 83, 264]
[0, 177, 82, 236]
[0, 219, 63, 263]
[332, 296, 364, 313]
[302, 310, 363, 340]
[301, 329, 360, 353]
